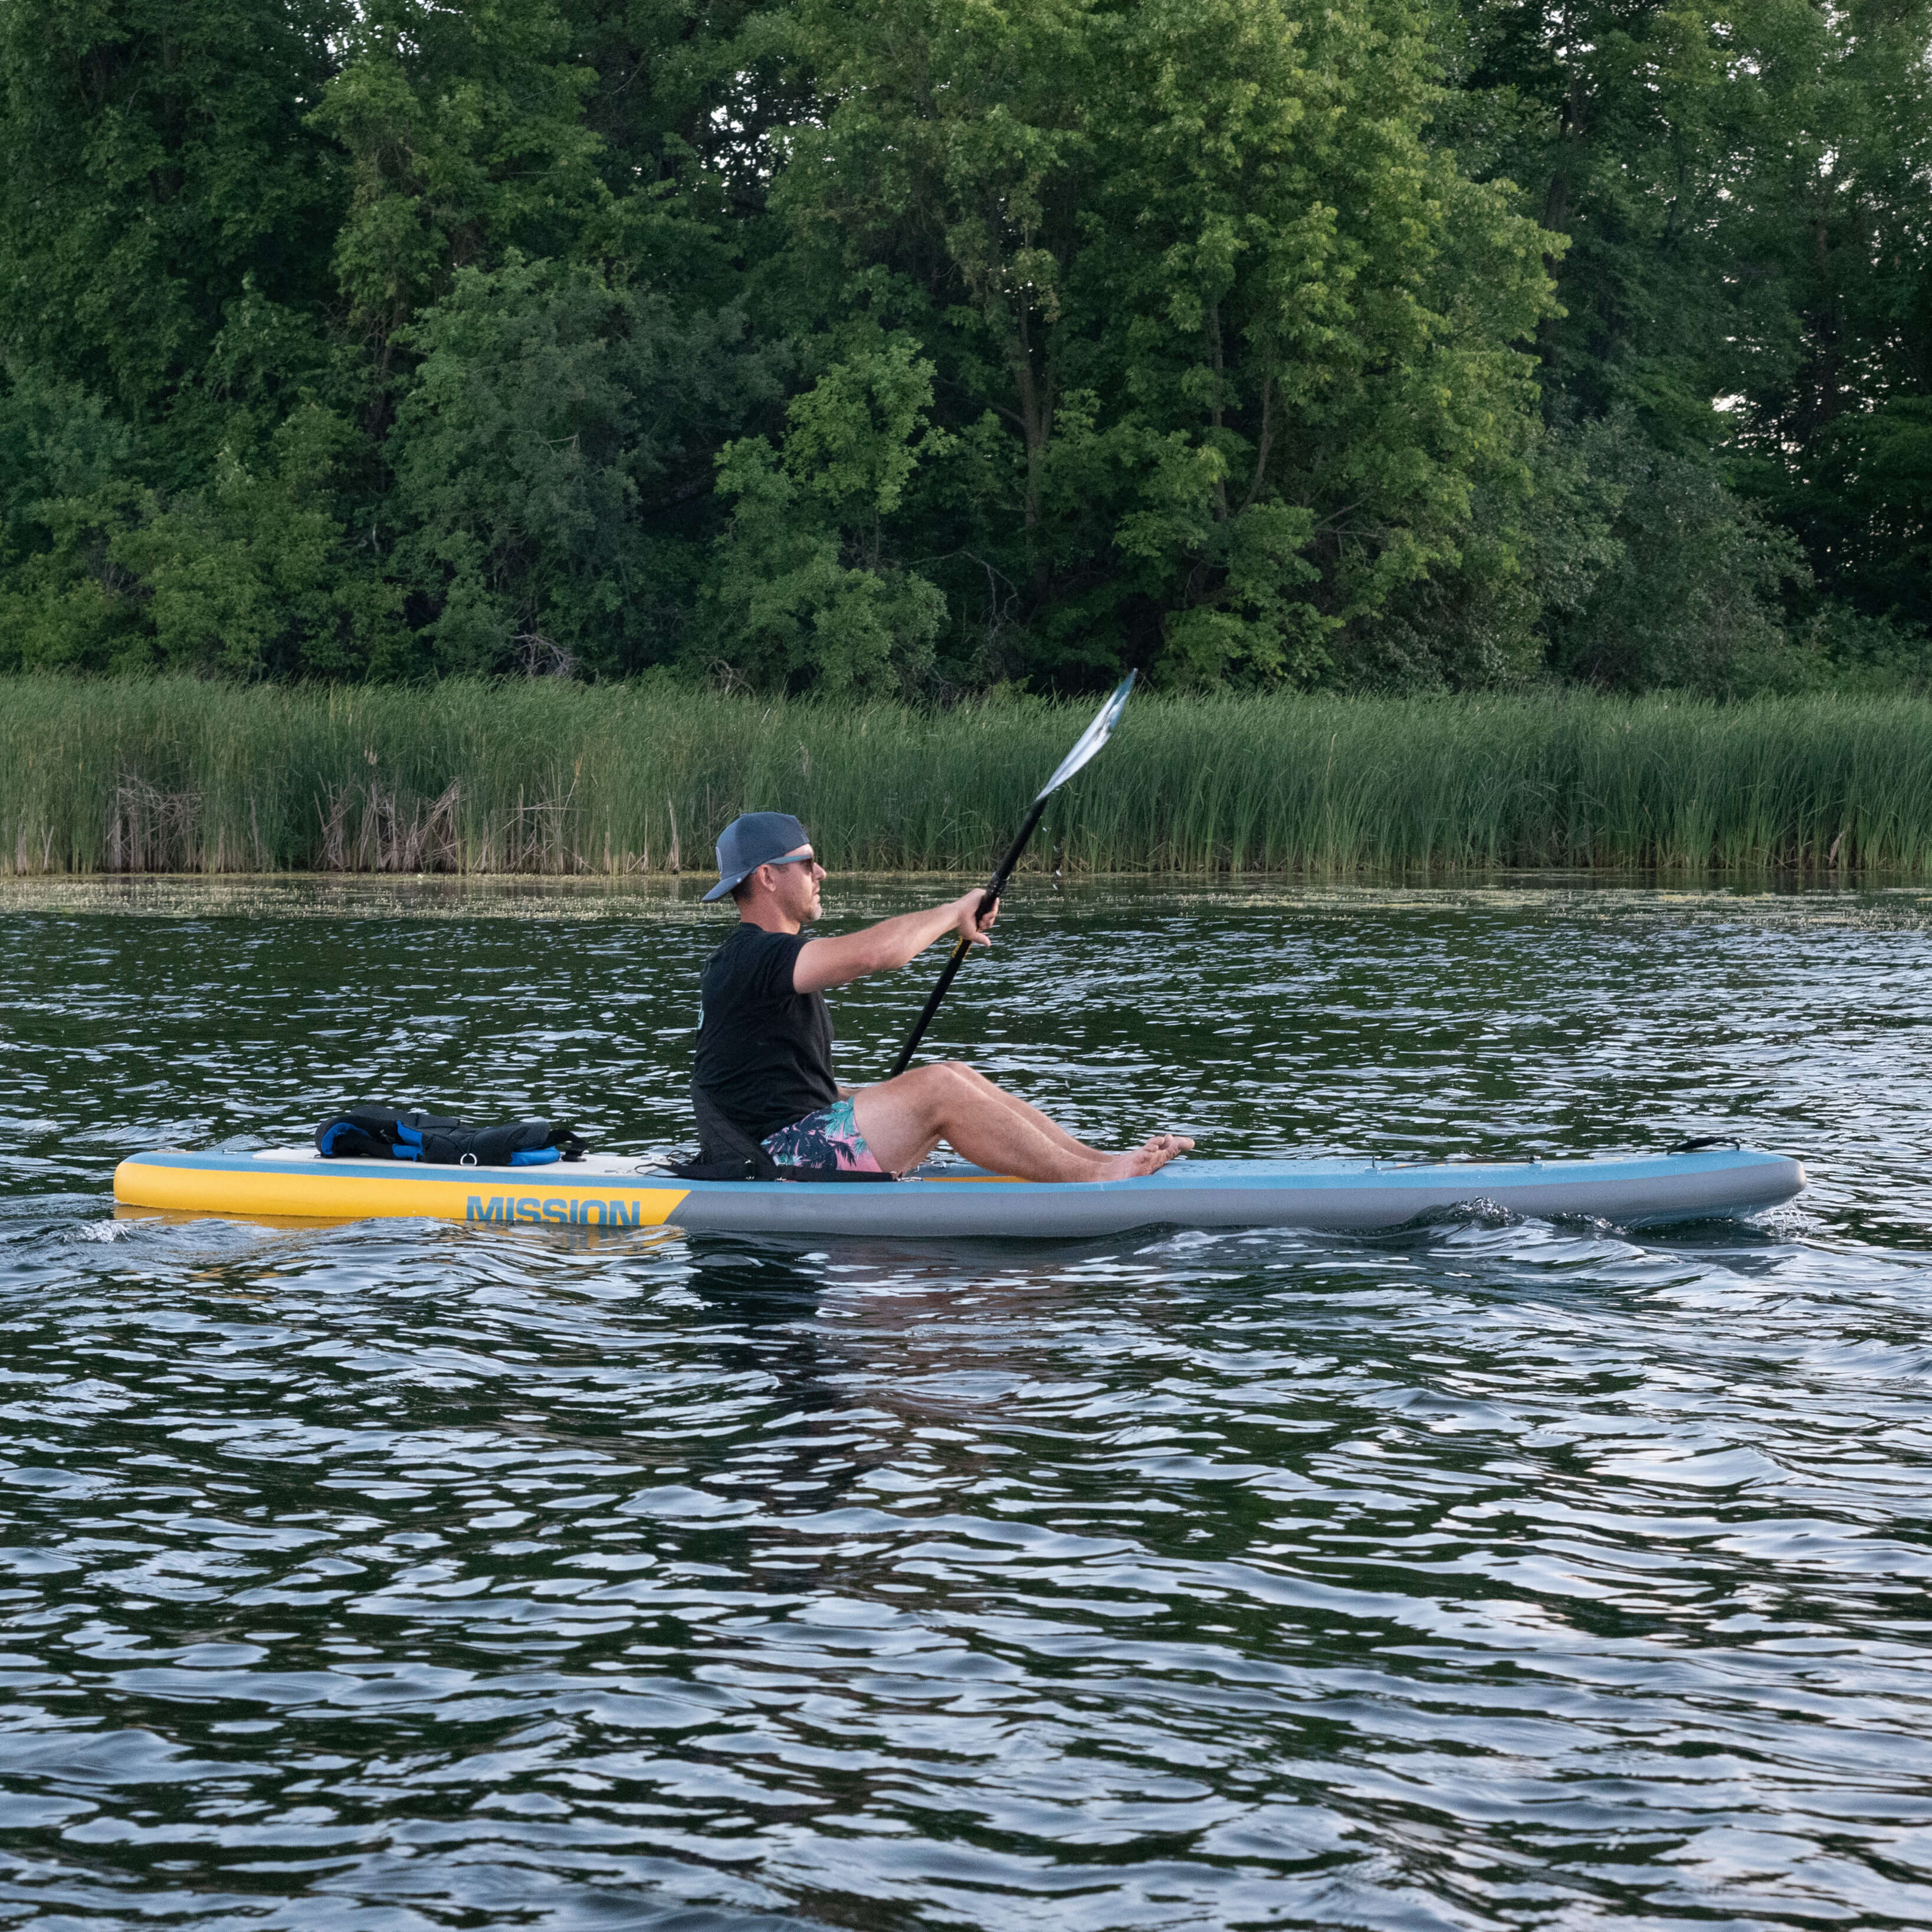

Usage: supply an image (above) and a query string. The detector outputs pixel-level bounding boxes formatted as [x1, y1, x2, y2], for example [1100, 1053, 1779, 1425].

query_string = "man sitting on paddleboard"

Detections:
[691, 812, 1192, 1182]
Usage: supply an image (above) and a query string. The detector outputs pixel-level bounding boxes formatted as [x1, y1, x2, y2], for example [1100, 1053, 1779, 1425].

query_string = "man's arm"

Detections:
[794, 890, 995, 993]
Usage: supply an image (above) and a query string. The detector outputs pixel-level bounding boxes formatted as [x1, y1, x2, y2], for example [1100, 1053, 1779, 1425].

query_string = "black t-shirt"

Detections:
[692, 923, 838, 1140]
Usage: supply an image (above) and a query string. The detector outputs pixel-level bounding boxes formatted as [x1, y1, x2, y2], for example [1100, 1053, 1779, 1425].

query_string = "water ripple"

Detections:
[2, 884, 1931, 1927]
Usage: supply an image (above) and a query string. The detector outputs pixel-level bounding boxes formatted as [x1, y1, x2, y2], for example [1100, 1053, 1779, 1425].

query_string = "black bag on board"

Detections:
[316, 1105, 588, 1167]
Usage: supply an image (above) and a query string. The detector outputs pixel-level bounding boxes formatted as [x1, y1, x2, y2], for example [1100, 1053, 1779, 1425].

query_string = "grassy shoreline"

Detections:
[6, 675, 1932, 878]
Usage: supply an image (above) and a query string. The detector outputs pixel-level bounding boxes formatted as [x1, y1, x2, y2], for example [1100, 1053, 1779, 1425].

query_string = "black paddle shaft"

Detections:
[884, 671, 1135, 1080]
[887, 792, 1052, 1078]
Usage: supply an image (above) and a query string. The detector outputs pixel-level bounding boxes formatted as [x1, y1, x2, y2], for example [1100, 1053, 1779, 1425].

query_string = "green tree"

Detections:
[310, 0, 608, 432]
[0, 392, 406, 677]
[701, 333, 950, 691]
[10, 0, 1926, 694]
[1722, 0, 1932, 632]
[0, 0, 345, 463]
[1448, 0, 1932, 643]
[110, 412, 408, 678]
[0, 366, 148, 670]
[1539, 412, 1813, 694]
[313, 0, 796, 667]
[389, 254, 786, 673]
[772, 0, 1556, 687]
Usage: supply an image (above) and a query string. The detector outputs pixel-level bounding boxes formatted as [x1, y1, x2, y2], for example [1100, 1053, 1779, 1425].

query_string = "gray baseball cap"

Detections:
[702, 812, 812, 902]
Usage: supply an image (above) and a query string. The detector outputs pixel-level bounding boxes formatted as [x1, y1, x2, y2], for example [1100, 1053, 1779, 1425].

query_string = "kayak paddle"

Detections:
[888, 671, 1136, 1077]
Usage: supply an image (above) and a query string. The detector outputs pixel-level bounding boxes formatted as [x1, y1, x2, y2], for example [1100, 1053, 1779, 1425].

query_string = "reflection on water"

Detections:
[3, 882, 1931, 1928]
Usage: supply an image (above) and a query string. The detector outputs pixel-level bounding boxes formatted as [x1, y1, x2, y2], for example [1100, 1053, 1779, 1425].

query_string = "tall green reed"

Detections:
[4, 675, 1931, 877]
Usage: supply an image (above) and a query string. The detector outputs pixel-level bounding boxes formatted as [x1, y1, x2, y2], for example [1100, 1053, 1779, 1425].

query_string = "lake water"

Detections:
[4, 877, 1931, 1930]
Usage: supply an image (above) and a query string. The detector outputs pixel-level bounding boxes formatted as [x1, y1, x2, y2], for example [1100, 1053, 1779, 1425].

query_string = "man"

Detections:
[691, 811, 1193, 1181]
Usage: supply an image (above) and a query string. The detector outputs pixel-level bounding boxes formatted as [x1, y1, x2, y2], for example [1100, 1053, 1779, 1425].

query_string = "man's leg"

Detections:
[851, 1063, 1190, 1182]
[958, 1072, 1193, 1166]
[976, 1079, 1112, 1160]
[973, 1074, 1198, 1159]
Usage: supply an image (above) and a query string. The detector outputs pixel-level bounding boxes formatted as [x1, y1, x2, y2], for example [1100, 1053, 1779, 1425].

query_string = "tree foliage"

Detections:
[1, 0, 1927, 693]
[1446, 0, 1932, 686]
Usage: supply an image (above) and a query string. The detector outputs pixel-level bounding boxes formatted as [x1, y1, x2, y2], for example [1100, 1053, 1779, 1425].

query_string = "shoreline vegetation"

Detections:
[5, 675, 1932, 880]
[6, 0, 1930, 707]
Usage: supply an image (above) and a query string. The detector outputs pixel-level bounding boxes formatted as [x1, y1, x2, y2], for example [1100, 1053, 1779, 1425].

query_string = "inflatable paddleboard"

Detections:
[113, 1145, 1805, 1237]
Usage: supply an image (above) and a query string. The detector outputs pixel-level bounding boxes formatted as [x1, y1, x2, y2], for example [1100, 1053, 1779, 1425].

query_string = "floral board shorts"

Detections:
[760, 1097, 885, 1174]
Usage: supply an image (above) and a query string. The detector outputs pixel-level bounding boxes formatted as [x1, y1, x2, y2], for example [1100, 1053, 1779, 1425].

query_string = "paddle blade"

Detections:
[1035, 671, 1137, 802]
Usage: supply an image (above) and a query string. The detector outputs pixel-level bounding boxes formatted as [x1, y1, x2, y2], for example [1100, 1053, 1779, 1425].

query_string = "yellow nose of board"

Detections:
[112, 1153, 690, 1229]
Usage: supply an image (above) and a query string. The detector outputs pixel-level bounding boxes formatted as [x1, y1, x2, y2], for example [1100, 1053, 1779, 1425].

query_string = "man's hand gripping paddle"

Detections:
[888, 672, 1137, 1077]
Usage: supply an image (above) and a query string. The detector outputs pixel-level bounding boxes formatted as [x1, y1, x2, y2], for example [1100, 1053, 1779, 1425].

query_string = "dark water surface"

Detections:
[4, 877, 1931, 1930]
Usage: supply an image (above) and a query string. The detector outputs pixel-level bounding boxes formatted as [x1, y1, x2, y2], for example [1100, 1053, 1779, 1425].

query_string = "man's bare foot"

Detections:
[1093, 1134, 1194, 1181]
